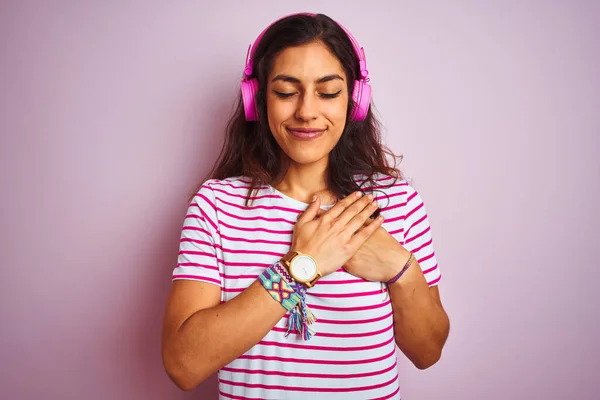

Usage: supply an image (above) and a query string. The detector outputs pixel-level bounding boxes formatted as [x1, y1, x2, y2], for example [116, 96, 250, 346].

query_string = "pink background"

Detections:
[1, 1, 599, 399]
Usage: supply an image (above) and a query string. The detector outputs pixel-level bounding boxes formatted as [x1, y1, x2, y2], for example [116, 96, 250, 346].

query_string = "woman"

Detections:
[162, 13, 450, 399]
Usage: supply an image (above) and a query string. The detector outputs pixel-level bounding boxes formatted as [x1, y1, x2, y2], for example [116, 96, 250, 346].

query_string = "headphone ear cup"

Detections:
[351, 80, 371, 121]
[241, 78, 259, 121]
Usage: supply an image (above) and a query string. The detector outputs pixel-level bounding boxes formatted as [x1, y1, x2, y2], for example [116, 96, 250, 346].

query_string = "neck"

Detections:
[274, 157, 336, 205]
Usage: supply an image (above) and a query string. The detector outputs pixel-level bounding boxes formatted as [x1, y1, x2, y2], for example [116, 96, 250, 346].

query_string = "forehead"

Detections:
[268, 41, 346, 82]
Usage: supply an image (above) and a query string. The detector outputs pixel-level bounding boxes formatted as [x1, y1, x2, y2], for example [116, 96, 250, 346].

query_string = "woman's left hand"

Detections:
[343, 221, 411, 282]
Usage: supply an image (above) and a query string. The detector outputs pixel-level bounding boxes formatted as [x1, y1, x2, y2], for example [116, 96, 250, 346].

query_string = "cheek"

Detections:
[326, 98, 349, 124]
[266, 96, 295, 125]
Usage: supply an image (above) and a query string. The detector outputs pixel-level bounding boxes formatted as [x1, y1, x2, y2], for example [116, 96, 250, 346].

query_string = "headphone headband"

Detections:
[243, 13, 368, 81]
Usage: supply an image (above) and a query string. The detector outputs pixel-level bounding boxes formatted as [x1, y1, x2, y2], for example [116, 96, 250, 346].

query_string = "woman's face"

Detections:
[266, 41, 349, 168]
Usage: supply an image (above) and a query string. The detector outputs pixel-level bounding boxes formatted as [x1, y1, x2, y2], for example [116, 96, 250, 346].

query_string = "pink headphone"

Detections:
[241, 13, 371, 122]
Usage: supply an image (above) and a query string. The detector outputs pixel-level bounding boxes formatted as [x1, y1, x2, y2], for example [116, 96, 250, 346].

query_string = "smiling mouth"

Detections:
[286, 128, 326, 140]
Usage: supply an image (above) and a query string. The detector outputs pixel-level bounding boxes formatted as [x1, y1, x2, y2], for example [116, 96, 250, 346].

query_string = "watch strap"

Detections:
[281, 250, 299, 265]
[305, 272, 322, 288]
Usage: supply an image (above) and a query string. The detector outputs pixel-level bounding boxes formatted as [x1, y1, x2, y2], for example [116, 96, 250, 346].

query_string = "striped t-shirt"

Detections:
[173, 174, 441, 399]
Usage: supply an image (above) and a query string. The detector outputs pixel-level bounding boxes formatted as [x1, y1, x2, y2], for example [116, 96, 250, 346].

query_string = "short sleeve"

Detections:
[172, 181, 223, 287]
[403, 184, 442, 286]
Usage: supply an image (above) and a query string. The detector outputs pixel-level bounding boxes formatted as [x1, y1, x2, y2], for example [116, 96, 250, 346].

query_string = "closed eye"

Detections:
[320, 90, 342, 99]
[273, 90, 296, 98]
[273, 90, 343, 99]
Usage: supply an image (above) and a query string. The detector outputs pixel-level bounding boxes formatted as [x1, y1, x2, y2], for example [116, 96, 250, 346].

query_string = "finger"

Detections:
[316, 208, 326, 218]
[321, 191, 364, 221]
[336, 194, 375, 227]
[362, 215, 377, 227]
[343, 197, 379, 233]
[297, 195, 321, 223]
[352, 216, 377, 236]
[348, 215, 384, 248]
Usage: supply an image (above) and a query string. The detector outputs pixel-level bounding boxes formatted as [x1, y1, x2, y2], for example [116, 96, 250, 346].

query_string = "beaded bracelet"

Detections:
[386, 252, 415, 285]
[259, 263, 317, 340]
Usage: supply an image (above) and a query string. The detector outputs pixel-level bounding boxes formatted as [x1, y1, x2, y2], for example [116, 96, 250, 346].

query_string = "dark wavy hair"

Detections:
[195, 13, 403, 213]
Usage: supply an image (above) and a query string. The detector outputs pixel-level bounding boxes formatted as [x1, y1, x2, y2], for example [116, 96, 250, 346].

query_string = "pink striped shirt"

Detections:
[173, 175, 442, 399]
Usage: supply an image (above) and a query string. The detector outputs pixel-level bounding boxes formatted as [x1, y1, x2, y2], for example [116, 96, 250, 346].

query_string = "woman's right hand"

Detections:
[290, 191, 383, 277]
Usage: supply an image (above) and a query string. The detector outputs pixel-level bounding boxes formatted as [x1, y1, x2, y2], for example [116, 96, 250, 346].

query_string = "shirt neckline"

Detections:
[267, 185, 335, 211]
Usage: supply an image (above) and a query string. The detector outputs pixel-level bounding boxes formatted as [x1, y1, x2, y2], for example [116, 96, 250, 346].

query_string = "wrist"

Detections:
[385, 250, 415, 285]
[274, 261, 294, 283]
[281, 250, 322, 288]
[258, 263, 318, 340]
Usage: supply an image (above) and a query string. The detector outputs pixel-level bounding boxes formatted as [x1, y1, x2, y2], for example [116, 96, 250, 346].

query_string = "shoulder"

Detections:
[354, 172, 411, 198]
[354, 173, 428, 218]
[193, 176, 252, 199]
[192, 176, 273, 209]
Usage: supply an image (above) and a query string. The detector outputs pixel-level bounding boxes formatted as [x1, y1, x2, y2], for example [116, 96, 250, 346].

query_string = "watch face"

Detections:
[291, 255, 318, 281]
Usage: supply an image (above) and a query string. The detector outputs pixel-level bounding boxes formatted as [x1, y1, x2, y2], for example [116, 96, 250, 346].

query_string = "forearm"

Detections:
[388, 255, 450, 369]
[164, 280, 286, 390]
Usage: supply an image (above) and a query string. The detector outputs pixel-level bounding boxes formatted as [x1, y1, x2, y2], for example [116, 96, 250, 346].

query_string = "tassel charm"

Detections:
[293, 283, 317, 340]
[260, 262, 318, 341]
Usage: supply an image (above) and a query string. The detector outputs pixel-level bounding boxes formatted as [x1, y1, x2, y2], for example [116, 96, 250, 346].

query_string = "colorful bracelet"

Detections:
[259, 263, 317, 340]
[386, 252, 415, 285]
[259, 264, 301, 311]
[273, 261, 294, 284]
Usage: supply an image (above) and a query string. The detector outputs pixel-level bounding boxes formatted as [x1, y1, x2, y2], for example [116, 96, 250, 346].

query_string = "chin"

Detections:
[285, 149, 329, 166]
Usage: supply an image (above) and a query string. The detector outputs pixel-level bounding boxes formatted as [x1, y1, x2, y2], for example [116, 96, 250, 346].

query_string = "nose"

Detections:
[295, 92, 318, 121]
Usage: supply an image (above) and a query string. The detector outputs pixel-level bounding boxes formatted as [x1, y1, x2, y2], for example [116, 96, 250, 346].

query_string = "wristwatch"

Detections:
[281, 250, 322, 288]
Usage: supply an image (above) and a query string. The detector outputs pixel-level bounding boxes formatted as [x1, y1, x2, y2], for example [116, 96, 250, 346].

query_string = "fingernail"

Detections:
[356, 192, 363, 197]
[311, 195, 317, 202]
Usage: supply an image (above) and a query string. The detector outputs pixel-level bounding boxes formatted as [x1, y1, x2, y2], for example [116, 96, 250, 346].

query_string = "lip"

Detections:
[286, 128, 326, 140]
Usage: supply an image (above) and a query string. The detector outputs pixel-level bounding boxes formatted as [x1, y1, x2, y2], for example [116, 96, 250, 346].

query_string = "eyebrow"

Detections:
[270, 74, 344, 84]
